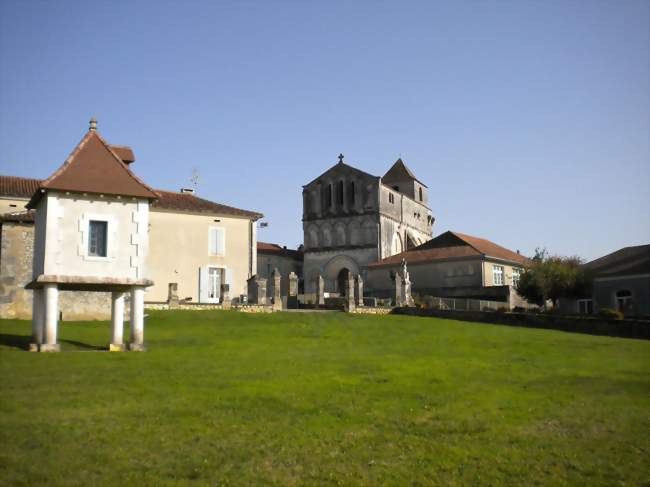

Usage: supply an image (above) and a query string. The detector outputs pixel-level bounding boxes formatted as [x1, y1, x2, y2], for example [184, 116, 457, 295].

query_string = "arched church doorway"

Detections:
[337, 268, 350, 296]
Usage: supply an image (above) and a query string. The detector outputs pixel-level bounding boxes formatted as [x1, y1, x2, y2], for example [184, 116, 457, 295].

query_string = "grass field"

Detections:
[1, 310, 649, 486]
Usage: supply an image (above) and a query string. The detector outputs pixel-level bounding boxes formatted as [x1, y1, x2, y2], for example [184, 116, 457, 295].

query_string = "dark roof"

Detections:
[153, 190, 262, 220]
[0, 175, 262, 220]
[0, 211, 35, 223]
[381, 158, 427, 188]
[303, 158, 379, 188]
[583, 245, 650, 278]
[257, 242, 303, 259]
[368, 230, 528, 268]
[0, 175, 40, 198]
[28, 129, 158, 208]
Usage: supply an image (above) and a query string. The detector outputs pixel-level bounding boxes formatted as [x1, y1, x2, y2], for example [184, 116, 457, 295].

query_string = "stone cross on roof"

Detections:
[338, 153, 344, 164]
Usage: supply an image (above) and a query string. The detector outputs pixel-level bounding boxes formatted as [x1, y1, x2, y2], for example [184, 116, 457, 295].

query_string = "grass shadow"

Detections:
[0, 333, 31, 350]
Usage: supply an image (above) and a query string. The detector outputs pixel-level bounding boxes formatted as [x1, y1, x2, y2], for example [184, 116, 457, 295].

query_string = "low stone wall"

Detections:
[351, 307, 393, 315]
[145, 302, 273, 313]
[391, 307, 650, 340]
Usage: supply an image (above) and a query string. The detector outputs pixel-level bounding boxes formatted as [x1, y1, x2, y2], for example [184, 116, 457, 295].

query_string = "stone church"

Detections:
[302, 155, 433, 296]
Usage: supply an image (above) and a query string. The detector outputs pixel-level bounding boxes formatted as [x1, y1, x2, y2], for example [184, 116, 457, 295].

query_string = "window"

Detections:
[326, 184, 332, 208]
[616, 290, 632, 312]
[209, 228, 225, 256]
[348, 181, 355, 206]
[578, 299, 593, 314]
[389, 193, 394, 204]
[337, 180, 344, 205]
[88, 220, 108, 257]
[493, 265, 504, 285]
[512, 268, 521, 287]
[419, 187, 423, 201]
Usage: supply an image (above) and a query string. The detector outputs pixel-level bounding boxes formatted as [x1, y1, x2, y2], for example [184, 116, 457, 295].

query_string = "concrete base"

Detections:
[29, 343, 40, 352]
[109, 343, 126, 352]
[39, 343, 61, 352]
[128, 343, 146, 352]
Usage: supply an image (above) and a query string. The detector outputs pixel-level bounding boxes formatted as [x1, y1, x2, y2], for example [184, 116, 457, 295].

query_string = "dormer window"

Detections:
[88, 220, 108, 257]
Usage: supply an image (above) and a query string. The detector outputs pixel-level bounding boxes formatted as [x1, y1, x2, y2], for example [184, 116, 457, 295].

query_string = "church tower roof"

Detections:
[382, 158, 427, 188]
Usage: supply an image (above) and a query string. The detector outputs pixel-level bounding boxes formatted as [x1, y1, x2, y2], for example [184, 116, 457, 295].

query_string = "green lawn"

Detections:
[1, 311, 649, 486]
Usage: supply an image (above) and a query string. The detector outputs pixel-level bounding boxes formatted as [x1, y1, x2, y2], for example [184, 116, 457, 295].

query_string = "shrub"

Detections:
[496, 306, 509, 313]
[598, 308, 624, 320]
[513, 306, 526, 313]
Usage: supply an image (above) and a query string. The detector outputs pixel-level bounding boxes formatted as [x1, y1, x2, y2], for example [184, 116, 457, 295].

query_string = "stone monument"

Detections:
[287, 271, 299, 309]
[316, 274, 325, 305]
[272, 268, 282, 311]
[247, 275, 267, 305]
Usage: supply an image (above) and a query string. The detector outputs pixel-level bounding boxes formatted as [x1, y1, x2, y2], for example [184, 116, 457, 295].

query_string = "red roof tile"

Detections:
[152, 190, 262, 219]
[28, 130, 158, 207]
[257, 242, 303, 259]
[0, 175, 262, 220]
[368, 230, 529, 268]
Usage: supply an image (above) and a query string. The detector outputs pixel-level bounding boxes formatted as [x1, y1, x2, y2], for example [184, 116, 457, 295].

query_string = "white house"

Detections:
[26, 118, 158, 352]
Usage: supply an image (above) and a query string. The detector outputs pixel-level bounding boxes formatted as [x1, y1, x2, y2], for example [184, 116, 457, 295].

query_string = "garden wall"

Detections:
[391, 308, 650, 340]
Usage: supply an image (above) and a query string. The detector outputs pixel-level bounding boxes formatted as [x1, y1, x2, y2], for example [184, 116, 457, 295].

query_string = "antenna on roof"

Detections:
[89, 117, 97, 131]
[190, 168, 200, 193]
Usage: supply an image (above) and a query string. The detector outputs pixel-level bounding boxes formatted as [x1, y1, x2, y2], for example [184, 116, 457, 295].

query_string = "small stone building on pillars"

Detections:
[26, 118, 158, 352]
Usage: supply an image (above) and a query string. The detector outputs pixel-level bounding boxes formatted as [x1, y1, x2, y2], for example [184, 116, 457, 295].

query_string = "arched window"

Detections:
[337, 180, 344, 206]
[326, 184, 332, 209]
[391, 233, 403, 256]
[348, 181, 355, 206]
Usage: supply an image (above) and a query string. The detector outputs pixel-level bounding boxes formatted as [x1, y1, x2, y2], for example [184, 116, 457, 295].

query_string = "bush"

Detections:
[513, 306, 526, 313]
[496, 306, 509, 313]
[598, 308, 624, 320]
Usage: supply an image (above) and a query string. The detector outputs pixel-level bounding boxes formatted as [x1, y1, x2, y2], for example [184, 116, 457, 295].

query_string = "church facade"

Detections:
[302, 155, 434, 296]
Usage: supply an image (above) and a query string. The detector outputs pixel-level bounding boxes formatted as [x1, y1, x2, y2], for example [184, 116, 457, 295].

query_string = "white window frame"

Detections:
[208, 226, 226, 257]
[493, 265, 504, 285]
[577, 299, 593, 314]
[80, 212, 117, 262]
[512, 268, 521, 287]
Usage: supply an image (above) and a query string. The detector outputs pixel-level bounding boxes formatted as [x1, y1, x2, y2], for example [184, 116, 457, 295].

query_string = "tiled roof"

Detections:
[368, 230, 528, 268]
[583, 245, 650, 277]
[0, 211, 35, 223]
[0, 175, 262, 220]
[29, 130, 158, 207]
[0, 175, 40, 198]
[108, 145, 135, 164]
[152, 190, 262, 219]
[257, 241, 303, 259]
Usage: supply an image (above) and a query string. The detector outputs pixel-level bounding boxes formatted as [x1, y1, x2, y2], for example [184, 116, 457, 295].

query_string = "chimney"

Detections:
[180, 188, 195, 194]
[89, 117, 97, 131]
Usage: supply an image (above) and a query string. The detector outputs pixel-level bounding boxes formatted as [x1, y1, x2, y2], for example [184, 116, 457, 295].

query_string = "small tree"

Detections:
[516, 248, 591, 308]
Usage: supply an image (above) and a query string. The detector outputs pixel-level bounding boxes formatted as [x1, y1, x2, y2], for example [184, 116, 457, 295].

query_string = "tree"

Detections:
[516, 248, 591, 308]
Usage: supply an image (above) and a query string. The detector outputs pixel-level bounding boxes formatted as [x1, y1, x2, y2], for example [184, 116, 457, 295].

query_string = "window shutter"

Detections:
[199, 267, 209, 302]
[225, 267, 233, 286]
[216, 229, 225, 256]
[209, 229, 217, 255]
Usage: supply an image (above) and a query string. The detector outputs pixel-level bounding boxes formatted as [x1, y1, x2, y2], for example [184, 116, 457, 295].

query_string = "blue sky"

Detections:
[1, 0, 648, 261]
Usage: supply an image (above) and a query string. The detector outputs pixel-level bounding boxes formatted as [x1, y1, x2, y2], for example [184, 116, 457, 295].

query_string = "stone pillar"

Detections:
[247, 275, 267, 305]
[287, 271, 299, 309]
[272, 268, 282, 311]
[29, 288, 45, 352]
[129, 286, 146, 351]
[110, 292, 126, 351]
[355, 275, 364, 307]
[167, 283, 179, 309]
[41, 283, 60, 352]
[345, 274, 356, 312]
[316, 274, 325, 306]
[393, 272, 403, 307]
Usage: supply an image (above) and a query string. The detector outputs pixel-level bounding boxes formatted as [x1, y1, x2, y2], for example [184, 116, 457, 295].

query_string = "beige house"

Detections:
[366, 230, 529, 307]
[0, 122, 262, 319]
